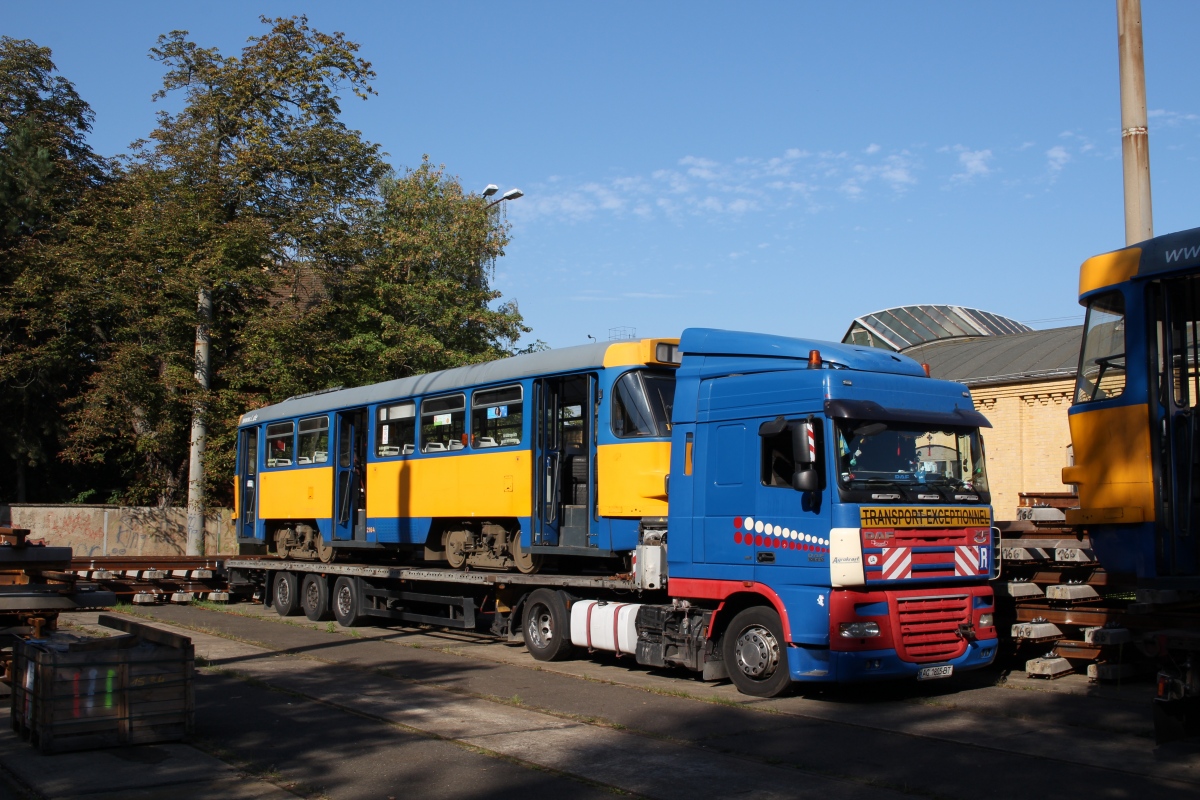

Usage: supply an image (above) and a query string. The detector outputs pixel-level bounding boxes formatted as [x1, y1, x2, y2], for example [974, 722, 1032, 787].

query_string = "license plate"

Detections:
[917, 665, 953, 681]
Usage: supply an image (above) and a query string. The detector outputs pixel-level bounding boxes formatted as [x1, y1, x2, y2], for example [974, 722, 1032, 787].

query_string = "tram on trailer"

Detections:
[235, 338, 681, 571]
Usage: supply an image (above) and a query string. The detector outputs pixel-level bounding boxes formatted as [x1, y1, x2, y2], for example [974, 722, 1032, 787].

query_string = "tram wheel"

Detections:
[511, 531, 543, 575]
[315, 534, 336, 564]
[445, 529, 469, 569]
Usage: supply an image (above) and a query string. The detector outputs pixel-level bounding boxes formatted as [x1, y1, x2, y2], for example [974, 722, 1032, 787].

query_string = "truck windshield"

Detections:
[835, 420, 988, 494]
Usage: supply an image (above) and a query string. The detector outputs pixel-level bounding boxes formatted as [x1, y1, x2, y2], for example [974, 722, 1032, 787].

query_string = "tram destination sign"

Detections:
[860, 507, 991, 529]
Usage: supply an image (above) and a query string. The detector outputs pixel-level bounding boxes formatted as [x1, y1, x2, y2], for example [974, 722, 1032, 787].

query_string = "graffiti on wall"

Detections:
[4, 506, 236, 556]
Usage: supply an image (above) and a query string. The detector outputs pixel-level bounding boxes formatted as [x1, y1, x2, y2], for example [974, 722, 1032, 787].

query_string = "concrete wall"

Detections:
[1, 505, 236, 557]
[971, 377, 1075, 520]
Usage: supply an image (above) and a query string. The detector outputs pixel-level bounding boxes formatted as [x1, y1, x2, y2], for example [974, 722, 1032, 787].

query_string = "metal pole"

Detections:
[185, 285, 212, 556]
[1118, 0, 1153, 246]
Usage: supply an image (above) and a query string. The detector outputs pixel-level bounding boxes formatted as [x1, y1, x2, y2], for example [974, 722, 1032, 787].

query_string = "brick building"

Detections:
[842, 306, 1081, 520]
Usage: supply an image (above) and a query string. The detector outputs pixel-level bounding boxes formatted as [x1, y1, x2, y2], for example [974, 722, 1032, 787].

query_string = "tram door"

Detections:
[533, 374, 595, 548]
[1156, 278, 1200, 576]
[238, 428, 258, 540]
[334, 408, 369, 541]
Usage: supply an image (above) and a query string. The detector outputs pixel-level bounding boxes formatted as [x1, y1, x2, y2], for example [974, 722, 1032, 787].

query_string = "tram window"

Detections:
[296, 416, 329, 465]
[420, 394, 466, 452]
[377, 402, 416, 456]
[1074, 291, 1126, 404]
[471, 385, 523, 447]
[612, 370, 675, 438]
[265, 422, 295, 467]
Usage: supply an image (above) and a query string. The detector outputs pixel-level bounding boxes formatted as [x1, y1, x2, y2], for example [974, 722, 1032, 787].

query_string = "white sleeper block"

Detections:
[1011, 622, 1063, 642]
[1084, 626, 1131, 645]
[1025, 656, 1074, 679]
[132, 592, 159, 604]
[1046, 584, 1100, 601]
[1087, 662, 1136, 681]
[999, 582, 1044, 599]
[170, 591, 192, 603]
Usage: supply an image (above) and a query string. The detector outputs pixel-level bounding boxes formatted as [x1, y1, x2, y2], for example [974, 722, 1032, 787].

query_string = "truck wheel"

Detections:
[722, 606, 791, 697]
[522, 589, 574, 661]
[301, 573, 331, 622]
[272, 571, 302, 617]
[332, 576, 367, 628]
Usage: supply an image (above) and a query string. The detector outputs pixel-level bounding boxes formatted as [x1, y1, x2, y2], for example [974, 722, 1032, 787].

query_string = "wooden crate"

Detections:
[10, 614, 194, 754]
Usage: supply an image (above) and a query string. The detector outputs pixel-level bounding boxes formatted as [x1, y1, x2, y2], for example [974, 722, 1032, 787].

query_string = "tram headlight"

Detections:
[979, 613, 994, 628]
[839, 621, 881, 638]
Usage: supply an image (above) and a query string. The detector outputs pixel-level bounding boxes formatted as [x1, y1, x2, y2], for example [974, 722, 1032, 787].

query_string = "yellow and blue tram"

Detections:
[235, 338, 681, 571]
[1063, 225, 1200, 579]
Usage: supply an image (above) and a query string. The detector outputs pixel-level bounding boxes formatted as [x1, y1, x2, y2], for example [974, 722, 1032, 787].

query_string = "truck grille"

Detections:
[894, 594, 970, 662]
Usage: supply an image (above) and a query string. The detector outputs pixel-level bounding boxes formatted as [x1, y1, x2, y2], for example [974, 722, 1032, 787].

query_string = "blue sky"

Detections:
[5, 2, 1200, 349]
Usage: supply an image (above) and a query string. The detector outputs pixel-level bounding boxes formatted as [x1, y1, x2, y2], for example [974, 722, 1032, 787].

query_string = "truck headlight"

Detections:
[839, 621, 881, 638]
[979, 613, 994, 628]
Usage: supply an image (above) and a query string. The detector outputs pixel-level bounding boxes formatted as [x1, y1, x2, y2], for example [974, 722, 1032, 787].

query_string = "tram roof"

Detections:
[240, 339, 656, 425]
[1080, 224, 1200, 296]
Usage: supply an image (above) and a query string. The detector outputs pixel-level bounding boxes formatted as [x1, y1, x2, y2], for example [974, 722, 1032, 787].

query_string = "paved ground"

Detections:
[2, 601, 1198, 799]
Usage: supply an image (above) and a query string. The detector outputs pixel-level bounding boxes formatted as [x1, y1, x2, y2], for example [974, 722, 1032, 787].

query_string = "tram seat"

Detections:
[448, 441, 464, 451]
[477, 437, 497, 448]
[378, 446, 401, 456]
[423, 442, 446, 452]
[500, 434, 520, 446]
[402, 444, 414, 454]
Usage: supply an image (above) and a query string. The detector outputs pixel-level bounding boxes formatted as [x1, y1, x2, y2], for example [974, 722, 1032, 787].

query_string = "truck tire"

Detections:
[272, 571, 302, 617]
[722, 606, 791, 697]
[522, 588, 575, 661]
[301, 573, 331, 622]
[332, 576, 367, 628]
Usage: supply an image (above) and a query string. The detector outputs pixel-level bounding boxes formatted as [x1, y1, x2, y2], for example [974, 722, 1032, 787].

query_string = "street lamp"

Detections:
[486, 187, 523, 208]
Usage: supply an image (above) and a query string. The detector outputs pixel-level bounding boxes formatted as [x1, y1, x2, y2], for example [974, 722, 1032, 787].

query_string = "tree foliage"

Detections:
[0, 37, 109, 502]
[0, 19, 531, 507]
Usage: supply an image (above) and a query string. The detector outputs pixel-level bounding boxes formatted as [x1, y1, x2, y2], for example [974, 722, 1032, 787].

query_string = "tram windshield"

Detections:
[611, 370, 675, 438]
[836, 420, 989, 495]
[1074, 291, 1126, 404]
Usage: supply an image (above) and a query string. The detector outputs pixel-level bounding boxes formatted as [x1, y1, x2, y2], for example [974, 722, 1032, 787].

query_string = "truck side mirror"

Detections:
[793, 468, 819, 493]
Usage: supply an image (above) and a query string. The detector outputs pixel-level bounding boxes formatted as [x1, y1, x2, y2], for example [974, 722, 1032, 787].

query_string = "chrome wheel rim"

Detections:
[304, 581, 319, 610]
[276, 579, 291, 607]
[527, 603, 553, 649]
[336, 585, 353, 618]
[734, 624, 780, 679]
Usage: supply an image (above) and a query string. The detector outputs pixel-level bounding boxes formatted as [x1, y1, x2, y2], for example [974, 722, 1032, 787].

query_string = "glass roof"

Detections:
[842, 305, 1031, 351]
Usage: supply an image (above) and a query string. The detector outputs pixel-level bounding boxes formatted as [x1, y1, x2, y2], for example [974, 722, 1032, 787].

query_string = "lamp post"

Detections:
[486, 187, 523, 209]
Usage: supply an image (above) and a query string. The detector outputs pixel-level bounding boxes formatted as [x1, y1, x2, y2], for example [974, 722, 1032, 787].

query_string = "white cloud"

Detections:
[865, 143, 881, 154]
[942, 145, 993, 182]
[1046, 145, 1071, 173]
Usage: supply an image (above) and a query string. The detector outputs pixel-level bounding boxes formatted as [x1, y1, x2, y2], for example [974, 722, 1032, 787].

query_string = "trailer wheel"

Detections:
[301, 573, 331, 622]
[522, 589, 574, 661]
[722, 606, 791, 697]
[332, 576, 367, 628]
[272, 571, 302, 617]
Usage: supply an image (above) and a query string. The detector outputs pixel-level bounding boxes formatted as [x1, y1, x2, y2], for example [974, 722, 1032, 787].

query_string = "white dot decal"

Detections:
[755, 520, 764, 534]
[744, 517, 754, 531]
[804, 534, 812, 543]
[773, 525, 782, 536]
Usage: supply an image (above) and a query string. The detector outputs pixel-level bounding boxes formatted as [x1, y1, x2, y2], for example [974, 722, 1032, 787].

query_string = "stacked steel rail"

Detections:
[995, 493, 1200, 680]
[67, 556, 231, 605]
[0, 527, 118, 681]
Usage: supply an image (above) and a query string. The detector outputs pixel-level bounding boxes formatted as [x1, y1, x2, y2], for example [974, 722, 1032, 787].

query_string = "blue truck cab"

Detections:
[656, 329, 999, 694]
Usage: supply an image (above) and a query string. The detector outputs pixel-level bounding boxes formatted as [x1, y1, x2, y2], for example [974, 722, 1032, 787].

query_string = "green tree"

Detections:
[55, 15, 385, 506]
[0, 37, 109, 502]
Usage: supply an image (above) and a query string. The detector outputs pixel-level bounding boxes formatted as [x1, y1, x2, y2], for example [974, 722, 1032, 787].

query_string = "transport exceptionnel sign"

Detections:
[860, 507, 992, 529]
